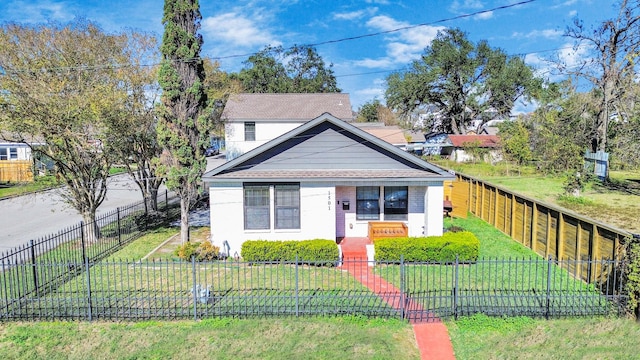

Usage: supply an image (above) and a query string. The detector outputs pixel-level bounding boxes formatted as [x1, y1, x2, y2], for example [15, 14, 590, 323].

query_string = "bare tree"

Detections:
[561, 0, 640, 152]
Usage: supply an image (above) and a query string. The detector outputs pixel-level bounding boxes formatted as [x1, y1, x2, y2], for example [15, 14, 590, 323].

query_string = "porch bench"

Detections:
[368, 221, 408, 242]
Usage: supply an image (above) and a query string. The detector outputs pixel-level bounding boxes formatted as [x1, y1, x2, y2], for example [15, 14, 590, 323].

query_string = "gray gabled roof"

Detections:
[203, 113, 454, 183]
[222, 93, 353, 121]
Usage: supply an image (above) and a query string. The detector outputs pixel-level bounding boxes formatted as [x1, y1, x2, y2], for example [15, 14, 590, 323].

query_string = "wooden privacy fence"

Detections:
[0, 161, 32, 182]
[451, 174, 632, 271]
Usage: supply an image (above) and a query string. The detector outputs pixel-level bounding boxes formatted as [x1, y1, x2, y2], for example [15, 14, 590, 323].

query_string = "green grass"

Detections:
[448, 314, 640, 360]
[373, 215, 615, 318]
[0, 317, 418, 360]
[106, 227, 178, 260]
[445, 215, 537, 258]
[437, 160, 640, 233]
[0, 175, 60, 198]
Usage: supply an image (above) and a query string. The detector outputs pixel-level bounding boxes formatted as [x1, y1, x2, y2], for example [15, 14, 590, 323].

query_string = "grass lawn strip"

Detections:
[448, 314, 640, 360]
[0, 317, 419, 360]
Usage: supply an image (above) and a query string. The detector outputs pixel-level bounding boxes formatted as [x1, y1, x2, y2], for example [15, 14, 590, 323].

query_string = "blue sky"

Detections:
[0, 0, 618, 111]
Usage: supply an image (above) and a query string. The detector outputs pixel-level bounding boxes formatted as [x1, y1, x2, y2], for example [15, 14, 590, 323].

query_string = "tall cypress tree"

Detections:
[157, 0, 211, 244]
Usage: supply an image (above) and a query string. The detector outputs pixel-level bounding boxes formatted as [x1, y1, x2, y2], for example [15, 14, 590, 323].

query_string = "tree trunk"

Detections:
[149, 187, 159, 212]
[180, 196, 190, 244]
[81, 211, 100, 244]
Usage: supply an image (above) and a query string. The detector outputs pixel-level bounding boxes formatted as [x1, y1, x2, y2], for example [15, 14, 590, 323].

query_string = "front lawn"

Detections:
[0, 317, 418, 360]
[448, 314, 640, 360]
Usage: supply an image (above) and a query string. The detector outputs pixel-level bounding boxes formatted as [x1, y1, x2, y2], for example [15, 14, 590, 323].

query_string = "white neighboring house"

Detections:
[0, 142, 32, 161]
[222, 93, 353, 160]
[0, 141, 35, 182]
[203, 113, 455, 257]
[446, 135, 502, 163]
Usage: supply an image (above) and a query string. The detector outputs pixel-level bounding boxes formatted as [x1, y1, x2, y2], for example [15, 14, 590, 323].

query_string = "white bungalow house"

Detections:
[203, 113, 455, 257]
[0, 141, 35, 182]
[222, 93, 353, 160]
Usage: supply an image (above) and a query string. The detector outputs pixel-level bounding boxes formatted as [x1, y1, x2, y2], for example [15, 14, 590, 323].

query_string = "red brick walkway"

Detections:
[340, 237, 456, 360]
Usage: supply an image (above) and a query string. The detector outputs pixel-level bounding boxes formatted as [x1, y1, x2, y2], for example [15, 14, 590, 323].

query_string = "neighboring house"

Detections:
[222, 93, 353, 160]
[445, 134, 501, 163]
[404, 130, 427, 154]
[0, 141, 34, 182]
[203, 113, 455, 257]
[352, 122, 408, 150]
[422, 132, 450, 156]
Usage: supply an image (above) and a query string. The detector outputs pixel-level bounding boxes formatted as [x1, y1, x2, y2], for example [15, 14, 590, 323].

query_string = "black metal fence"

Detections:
[0, 256, 628, 321]
[0, 191, 177, 309]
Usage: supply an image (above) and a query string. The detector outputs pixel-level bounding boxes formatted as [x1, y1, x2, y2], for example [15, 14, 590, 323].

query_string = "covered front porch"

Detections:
[334, 184, 444, 240]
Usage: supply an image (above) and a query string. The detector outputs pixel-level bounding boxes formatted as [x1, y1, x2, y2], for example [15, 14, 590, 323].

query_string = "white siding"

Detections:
[209, 184, 335, 257]
[407, 186, 426, 237]
[224, 121, 305, 158]
[423, 184, 444, 236]
[339, 185, 431, 238]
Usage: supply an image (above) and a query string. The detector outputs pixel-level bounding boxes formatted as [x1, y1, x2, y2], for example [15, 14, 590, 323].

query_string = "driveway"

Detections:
[0, 153, 229, 253]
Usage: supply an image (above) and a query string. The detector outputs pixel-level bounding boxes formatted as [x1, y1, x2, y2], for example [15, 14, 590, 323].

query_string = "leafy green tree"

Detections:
[203, 58, 242, 138]
[286, 45, 340, 93]
[356, 100, 382, 122]
[525, 82, 591, 174]
[157, 0, 212, 244]
[498, 120, 532, 165]
[232, 45, 340, 93]
[231, 46, 291, 93]
[108, 31, 165, 213]
[0, 20, 142, 241]
[385, 28, 539, 134]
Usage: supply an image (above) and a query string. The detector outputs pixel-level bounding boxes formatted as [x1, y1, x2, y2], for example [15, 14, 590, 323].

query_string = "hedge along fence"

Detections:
[452, 173, 632, 282]
[374, 232, 480, 262]
[241, 240, 340, 264]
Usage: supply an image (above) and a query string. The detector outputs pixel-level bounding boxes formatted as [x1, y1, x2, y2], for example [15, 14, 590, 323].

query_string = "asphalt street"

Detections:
[0, 154, 227, 253]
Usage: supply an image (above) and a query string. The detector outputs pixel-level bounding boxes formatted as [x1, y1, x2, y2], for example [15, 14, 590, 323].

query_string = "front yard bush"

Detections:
[241, 239, 339, 264]
[174, 241, 221, 261]
[374, 231, 479, 262]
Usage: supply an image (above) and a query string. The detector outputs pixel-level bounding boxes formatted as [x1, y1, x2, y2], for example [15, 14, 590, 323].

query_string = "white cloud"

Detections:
[512, 29, 562, 40]
[449, 0, 484, 13]
[202, 12, 280, 48]
[568, 10, 577, 17]
[354, 58, 394, 68]
[356, 15, 443, 68]
[551, 0, 578, 9]
[365, 0, 390, 4]
[474, 11, 493, 20]
[3, 0, 74, 23]
[333, 8, 378, 21]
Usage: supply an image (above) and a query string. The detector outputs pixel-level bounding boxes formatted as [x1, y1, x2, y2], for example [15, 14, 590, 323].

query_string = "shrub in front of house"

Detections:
[174, 241, 221, 261]
[374, 231, 479, 262]
[241, 239, 339, 264]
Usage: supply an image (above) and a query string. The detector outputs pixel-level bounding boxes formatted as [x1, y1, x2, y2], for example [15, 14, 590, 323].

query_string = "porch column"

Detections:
[424, 184, 444, 236]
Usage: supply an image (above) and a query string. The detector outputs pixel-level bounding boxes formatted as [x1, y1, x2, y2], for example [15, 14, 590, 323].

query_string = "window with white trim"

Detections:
[9, 148, 17, 160]
[0, 148, 7, 160]
[244, 185, 270, 230]
[244, 122, 256, 141]
[275, 184, 300, 229]
[244, 183, 300, 230]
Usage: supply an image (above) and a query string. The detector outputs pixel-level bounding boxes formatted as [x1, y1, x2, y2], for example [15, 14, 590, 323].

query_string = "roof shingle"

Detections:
[223, 93, 353, 121]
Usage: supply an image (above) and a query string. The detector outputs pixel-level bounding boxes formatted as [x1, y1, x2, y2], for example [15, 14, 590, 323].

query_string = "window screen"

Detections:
[275, 184, 300, 229]
[244, 185, 270, 229]
[244, 122, 256, 141]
